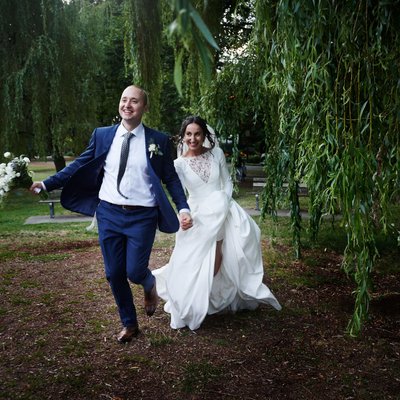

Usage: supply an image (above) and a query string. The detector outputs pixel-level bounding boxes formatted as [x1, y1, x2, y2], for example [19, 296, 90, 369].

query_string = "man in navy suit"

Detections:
[31, 85, 192, 343]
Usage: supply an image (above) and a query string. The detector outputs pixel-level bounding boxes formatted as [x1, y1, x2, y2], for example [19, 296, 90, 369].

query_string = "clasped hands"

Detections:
[179, 212, 193, 231]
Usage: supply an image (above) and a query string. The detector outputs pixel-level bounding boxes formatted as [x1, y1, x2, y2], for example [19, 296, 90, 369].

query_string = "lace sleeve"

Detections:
[217, 148, 233, 199]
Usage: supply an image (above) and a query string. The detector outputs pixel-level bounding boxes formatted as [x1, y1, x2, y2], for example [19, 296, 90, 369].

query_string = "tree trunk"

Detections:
[53, 152, 66, 172]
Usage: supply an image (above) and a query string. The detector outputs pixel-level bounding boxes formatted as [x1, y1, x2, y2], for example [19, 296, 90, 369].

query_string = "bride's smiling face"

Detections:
[184, 123, 205, 153]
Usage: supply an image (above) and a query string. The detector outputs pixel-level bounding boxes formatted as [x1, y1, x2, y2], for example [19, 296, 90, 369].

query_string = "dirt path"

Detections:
[0, 237, 399, 399]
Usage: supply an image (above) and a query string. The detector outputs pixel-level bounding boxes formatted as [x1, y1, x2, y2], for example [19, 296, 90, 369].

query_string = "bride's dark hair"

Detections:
[178, 115, 216, 150]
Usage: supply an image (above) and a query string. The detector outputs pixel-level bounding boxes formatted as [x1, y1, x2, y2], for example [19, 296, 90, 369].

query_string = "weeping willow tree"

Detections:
[203, 0, 399, 335]
[0, 0, 222, 162]
[0, 0, 108, 169]
[123, 0, 163, 126]
[200, 1, 271, 184]
[0, 0, 64, 165]
[203, 54, 271, 185]
[167, 0, 259, 184]
[254, 0, 400, 335]
[167, 0, 222, 109]
[122, 0, 221, 127]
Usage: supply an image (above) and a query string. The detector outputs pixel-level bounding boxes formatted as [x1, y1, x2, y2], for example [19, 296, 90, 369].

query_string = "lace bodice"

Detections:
[183, 151, 212, 183]
[174, 147, 233, 201]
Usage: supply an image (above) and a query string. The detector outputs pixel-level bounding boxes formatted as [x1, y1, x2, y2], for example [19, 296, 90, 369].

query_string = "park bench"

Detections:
[38, 189, 62, 218]
[252, 178, 308, 196]
[252, 177, 308, 210]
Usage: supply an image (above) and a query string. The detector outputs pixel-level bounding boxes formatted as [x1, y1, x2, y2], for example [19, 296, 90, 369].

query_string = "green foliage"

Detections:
[0, 0, 233, 155]
[121, 0, 225, 129]
[1, 0, 60, 156]
[256, 0, 400, 335]
[158, 35, 186, 135]
[125, 0, 163, 126]
[0, 0, 115, 160]
[168, 0, 220, 96]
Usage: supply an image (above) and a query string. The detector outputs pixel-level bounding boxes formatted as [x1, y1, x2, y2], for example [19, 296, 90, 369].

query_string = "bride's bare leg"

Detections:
[214, 240, 223, 276]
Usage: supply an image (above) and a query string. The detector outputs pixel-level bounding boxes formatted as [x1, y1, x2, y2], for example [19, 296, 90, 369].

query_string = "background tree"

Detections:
[253, 0, 400, 335]
[0, 0, 228, 160]
[0, 0, 110, 170]
[93, 0, 132, 127]
[124, 0, 163, 126]
[197, 0, 399, 335]
[1, 0, 64, 166]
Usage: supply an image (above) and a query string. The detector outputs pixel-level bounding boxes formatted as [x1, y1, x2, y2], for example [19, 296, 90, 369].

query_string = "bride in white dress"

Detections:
[153, 116, 281, 330]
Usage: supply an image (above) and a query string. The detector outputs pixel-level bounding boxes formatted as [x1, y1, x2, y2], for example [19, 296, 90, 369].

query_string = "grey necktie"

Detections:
[117, 131, 134, 199]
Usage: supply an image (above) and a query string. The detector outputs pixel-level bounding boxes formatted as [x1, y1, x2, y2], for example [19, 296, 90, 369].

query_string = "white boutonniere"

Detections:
[148, 142, 163, 158]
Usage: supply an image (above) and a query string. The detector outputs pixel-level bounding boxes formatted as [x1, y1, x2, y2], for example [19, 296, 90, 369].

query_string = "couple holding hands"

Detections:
[30, 85, 281, 343]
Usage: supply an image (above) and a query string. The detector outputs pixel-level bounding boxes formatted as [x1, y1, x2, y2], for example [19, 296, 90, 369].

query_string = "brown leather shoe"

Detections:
[144, 284, 158, 317]
[117, 325, 139, 343]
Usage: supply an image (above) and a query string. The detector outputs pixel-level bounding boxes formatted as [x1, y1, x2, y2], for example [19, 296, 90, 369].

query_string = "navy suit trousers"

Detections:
[96, 200, 158, 327]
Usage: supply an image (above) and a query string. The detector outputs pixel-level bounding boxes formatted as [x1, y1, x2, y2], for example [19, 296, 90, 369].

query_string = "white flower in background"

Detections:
[0, 153, 35, 204]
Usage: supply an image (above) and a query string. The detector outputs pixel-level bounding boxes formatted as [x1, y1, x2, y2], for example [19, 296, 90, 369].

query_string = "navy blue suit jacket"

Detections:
[44, 124, 189, 233]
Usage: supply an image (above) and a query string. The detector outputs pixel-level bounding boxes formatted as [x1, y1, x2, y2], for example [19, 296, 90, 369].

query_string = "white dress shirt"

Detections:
[99, 123, 157, 206]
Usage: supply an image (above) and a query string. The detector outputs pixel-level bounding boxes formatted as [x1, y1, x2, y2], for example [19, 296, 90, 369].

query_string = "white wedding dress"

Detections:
[153, 147, 281, 330]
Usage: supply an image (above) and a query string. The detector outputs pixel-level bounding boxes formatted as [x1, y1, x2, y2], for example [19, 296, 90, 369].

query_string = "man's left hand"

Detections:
[179, 212, 193, 230]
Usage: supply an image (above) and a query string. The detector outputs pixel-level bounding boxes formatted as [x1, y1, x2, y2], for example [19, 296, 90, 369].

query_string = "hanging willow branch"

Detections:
[0, 0, 106, 165]
[168, 0, 220, 96]
[257, 0, 400, 335]
[124, 0, 162, 127]
[2, 33, 62, 157]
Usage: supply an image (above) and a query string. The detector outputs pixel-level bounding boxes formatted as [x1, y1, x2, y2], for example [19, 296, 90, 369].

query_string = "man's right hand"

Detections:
[30, 182, 44, 194]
